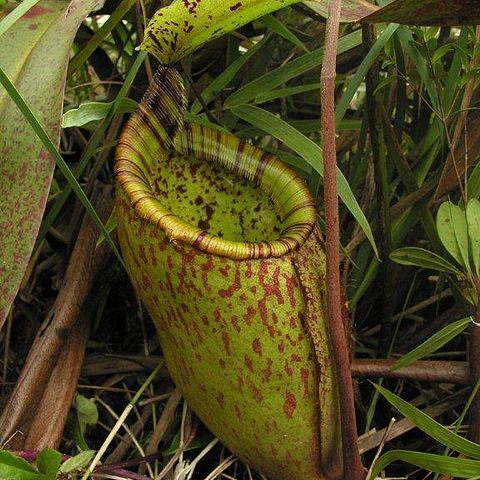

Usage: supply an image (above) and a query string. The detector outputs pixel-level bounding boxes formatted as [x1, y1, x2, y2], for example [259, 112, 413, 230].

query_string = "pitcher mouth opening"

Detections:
[115, 68, 316, 260]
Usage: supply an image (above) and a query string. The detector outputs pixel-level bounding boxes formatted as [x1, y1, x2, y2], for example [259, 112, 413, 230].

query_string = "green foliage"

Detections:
[390, 247, 462, 275]
[0, 449, 64, 480]
[0, 451, 40, 480]
[437, 201, 470, 272]
[392, 316, 471, 370]
[224, 31, 362, 108]
[467, 199, 480, 275]
[392, 197, 480, 302]
[36, 449, 61, 480]
[62, 99, 137, 128]
[369, 451, 480, 479]
[72, 395, 99, 451]
[368, 385, 480, 479]
[0, 448, 96, 479]
[59, 450, 95, 474]
[232, 104, 378, 255]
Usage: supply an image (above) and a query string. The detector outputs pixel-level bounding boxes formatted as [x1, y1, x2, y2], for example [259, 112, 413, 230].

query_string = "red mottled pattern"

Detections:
[0, 0, 104, 325]
[117, 188, 343, 480]
[283, 391, 297, 418]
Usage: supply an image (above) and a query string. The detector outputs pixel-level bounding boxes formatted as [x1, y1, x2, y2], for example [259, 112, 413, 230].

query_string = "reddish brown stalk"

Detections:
[320, 1, 364, 478]
[0, 185, 112, 448]
[22, 312, 90, 449]
[352, 359, 470, 384]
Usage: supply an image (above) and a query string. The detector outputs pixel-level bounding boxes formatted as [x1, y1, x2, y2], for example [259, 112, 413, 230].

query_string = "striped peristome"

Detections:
[115, 65, 343, 480]
[117, 66, 317, 260]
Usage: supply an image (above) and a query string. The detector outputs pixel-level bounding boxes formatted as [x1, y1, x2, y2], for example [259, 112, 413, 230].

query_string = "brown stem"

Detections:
[469, 303, 480, 442]
[22, 311, 90, 450]
[0, 185, 113, 448]
[83, 354, 471, 385]
[352, 359, 470, 384]
[320, 1, 364, 478]
[81, 354, 165, 376]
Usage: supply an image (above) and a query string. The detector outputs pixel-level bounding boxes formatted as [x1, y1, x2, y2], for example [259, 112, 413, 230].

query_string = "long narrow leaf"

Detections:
[369, 450, 480, 480]
[36, 52, 147, 248]
[190, 37, 266, 114]
[224, 30, 362, 108]
[467, 161, 480, 201]
[392, 316, 471, 370]
[68, 0, 136, 75]
[375, 384, 480, 459]
[260, 14, 308, 52]
[390, 247, 462, 274]
[335, 23, 398, 127]
[254, 83, 321, 104]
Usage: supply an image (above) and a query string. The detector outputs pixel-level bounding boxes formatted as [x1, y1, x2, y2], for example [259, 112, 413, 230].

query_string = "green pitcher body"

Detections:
[115, 66, 343, 480]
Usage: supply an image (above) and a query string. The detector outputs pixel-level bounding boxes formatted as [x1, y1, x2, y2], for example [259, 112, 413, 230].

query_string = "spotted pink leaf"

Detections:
[0, 0, 104, 326]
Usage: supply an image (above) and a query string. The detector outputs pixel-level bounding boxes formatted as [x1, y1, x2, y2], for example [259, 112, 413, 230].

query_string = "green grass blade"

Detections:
[335, 23, 398, 127]
[375, 384, 480, 459]
[443, 27, 469, 112]
[224, 30, 362, 108]
[36, 52, 146, 248]
[0, 65, 122, 263]
[467, 161, 480, 200]
[369, 450, 480, 480]
[259, 14, 308, 52]
[190, 37, 267, 115]
[254, 83, 321, 104]
[68, 0, 136, 75]
[392, 316, 471, 370]
[232, 104, 378, 256]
